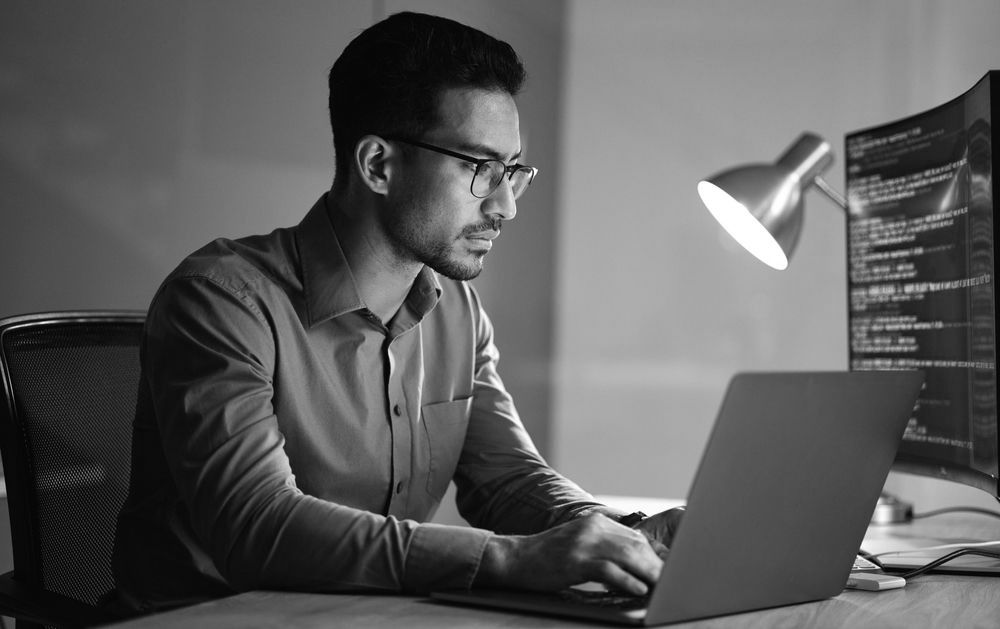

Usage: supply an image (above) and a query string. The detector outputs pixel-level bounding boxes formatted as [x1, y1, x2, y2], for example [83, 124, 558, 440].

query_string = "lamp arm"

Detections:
[812, 175, 847, 211]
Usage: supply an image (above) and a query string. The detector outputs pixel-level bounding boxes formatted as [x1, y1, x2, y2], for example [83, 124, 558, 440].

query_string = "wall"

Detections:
[1, 1, 362, 313]
[553, 0, 1000, 512]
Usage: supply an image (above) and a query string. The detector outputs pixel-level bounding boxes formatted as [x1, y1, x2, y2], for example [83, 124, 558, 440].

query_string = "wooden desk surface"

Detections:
[106, 514, 1000, 629]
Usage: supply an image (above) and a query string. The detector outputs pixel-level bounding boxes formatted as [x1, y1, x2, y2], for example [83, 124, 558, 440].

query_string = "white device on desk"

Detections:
[433, 370, 923, 626]
[845, 573, 906, 591]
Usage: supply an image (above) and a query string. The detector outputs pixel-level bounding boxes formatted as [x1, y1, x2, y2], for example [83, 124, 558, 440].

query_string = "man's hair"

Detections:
[328, 11, 526, 187]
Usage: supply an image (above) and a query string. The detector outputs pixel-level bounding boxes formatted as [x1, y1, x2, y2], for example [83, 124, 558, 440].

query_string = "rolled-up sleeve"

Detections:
[145, 274, 491, 594]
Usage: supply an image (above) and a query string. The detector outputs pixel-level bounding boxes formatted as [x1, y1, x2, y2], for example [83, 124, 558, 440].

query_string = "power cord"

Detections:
[899, 548, 1000, 579]
[871, 541, 1000, 579]
[865, 505, 1000, 579]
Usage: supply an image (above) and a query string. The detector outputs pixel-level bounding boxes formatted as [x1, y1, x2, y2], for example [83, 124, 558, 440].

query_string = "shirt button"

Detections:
[395, 481, 404, 494]
[393, 404, 402, 417]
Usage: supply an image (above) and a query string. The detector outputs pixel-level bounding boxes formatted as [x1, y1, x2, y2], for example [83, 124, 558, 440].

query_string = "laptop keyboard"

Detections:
[560, 588, 649, 610]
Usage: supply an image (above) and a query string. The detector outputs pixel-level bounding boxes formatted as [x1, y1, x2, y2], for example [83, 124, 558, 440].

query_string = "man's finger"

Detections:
[591, 560, 650, 596]
[609, 531, 664, 587]
[649, 539, 669, 559]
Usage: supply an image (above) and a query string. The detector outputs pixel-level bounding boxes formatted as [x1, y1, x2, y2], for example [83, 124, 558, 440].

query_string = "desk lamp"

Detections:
[696, 132, 846, 270]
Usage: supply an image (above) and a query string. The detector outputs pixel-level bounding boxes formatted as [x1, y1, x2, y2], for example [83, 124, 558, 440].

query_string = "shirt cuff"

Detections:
[569, 504, 630, 522]
[402, 523, 492, 593]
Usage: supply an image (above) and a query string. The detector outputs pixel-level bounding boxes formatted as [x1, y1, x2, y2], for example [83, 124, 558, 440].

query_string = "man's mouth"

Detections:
[464, 232, 496, 251]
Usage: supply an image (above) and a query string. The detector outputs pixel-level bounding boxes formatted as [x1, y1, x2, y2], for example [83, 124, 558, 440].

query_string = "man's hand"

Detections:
[633, 507, 685, 558]
[475, 513, 662, 596]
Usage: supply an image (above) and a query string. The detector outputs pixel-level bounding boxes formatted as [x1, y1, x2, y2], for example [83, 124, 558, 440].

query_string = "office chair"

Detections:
[0, 311, 145, 629]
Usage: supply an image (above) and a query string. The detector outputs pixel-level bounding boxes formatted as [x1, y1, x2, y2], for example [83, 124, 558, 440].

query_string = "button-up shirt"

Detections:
[112, 194, 603, 612]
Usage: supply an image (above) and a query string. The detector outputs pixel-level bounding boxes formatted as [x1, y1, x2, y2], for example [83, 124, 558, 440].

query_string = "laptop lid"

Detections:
[433, 370, 924, 626]
[644, 370, 923, 624]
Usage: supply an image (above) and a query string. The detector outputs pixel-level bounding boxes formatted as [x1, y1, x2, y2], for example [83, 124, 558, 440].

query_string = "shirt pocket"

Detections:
[420, 397, 472, 498]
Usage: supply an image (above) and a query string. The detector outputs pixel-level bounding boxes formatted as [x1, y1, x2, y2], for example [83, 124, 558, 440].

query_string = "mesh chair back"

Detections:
[0, 312, 144, 609]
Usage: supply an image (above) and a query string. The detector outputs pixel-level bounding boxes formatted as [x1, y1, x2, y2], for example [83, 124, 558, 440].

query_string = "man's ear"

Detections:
[354, 135, 396, 196]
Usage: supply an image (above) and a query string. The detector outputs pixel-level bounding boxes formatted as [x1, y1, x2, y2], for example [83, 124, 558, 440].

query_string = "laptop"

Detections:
[432, 370, 924, 626]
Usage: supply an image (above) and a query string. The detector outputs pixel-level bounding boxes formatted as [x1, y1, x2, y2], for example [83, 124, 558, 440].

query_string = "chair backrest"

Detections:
[0, 311, 144, 608]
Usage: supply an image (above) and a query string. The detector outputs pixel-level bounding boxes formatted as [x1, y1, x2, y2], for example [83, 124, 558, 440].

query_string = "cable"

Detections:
[866, 506, 1000, 579]
[871, 539, 1000, 560]
[911, 506, 1000, 520]
[898, 548, 1000, 579]
[869, 541, 1000, 580]
[857, 549, 885, 570]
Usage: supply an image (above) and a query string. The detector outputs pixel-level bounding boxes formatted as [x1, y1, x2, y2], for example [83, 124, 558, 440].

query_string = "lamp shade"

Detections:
[697, 133, 835, 270]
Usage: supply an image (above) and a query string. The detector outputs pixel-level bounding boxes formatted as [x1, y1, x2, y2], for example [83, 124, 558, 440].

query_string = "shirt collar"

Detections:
[295, 193, 442, 328]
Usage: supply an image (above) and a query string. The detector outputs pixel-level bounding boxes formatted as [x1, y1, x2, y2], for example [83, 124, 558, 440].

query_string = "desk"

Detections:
[106, 514, 1000, 629]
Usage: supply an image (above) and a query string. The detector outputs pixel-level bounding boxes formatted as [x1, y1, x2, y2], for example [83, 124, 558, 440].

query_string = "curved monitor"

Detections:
[845, 70, 999, 501]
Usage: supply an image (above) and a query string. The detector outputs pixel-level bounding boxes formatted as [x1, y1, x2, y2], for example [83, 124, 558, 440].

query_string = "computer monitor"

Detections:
[845, 70, 999, 503]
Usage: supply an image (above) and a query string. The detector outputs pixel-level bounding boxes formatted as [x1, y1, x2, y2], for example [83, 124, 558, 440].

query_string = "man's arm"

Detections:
[447, 288, 680, 594]
[451, 287, 632, 532]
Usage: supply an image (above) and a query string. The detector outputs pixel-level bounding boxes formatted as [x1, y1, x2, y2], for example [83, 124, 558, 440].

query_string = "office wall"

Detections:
[553, 0, 1000, 512]
[0, 1, 361, 312]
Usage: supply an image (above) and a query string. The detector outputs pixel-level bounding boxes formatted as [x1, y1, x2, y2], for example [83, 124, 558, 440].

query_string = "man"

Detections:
[112, 11, 681, 613]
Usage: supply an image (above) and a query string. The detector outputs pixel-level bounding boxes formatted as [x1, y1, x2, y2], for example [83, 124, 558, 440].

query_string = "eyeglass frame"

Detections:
[385, 136, 538, 199]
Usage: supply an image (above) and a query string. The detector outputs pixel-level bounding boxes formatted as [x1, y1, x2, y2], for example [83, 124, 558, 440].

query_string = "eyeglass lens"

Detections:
[472, 162, 535, 199]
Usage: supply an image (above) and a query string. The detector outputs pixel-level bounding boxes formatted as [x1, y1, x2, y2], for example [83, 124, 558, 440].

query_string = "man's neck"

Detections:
[326, 192, 422, 324]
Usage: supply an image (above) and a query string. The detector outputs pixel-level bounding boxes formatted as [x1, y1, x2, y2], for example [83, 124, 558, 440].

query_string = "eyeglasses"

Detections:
[388, 137, 538, 200]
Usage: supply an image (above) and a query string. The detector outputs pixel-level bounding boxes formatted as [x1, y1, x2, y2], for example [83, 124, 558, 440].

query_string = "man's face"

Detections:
[382, 87, 521, 281]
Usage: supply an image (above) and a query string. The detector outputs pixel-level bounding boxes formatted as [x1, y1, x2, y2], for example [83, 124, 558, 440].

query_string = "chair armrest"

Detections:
[0, 571, 118, 628]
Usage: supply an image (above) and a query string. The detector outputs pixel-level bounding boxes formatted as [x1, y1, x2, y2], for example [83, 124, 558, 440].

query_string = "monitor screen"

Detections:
[845, 70, 999, 500]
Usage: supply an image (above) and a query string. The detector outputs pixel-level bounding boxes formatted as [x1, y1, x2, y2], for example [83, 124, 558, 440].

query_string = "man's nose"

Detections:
[483, 177, 517, 221]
